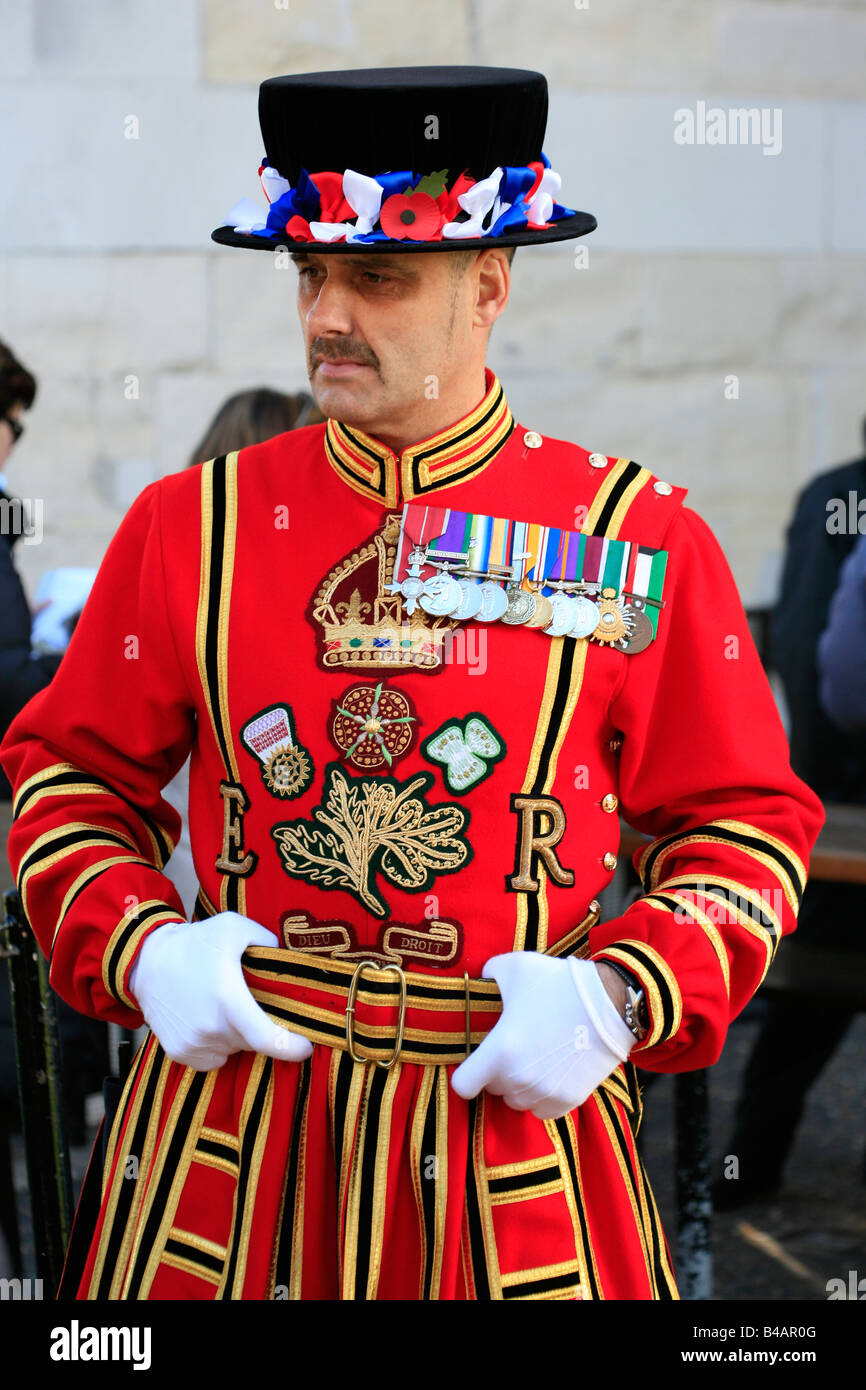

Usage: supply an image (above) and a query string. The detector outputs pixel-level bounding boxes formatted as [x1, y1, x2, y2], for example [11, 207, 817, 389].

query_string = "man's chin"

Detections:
[312, 375, 382, 424]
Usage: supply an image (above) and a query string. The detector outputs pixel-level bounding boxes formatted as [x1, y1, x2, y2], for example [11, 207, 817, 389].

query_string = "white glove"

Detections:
[451, 952, 635, 1120]
[128, 911, 314, 1072]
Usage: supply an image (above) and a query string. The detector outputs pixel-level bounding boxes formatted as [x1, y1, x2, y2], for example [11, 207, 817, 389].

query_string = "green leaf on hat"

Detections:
[403, 169, 449, 198]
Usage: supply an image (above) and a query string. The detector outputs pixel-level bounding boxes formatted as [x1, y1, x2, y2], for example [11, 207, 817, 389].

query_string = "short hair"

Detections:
[0, 339, 37, 419]
[448, 246, 516, 277]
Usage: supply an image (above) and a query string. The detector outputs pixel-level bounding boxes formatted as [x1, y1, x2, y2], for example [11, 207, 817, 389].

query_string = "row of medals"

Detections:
[392, 545, 655, 654]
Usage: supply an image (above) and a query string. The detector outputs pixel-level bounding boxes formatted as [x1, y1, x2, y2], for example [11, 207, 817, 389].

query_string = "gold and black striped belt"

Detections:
[239, 900, 600, 1069]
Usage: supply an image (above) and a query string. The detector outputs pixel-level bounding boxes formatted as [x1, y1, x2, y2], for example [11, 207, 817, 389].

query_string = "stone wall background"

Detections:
[1, 0, 864, 604]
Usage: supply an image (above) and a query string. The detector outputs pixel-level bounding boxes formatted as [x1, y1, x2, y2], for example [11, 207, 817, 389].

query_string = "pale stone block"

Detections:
[0, 83, 256, 252]
[5, 256, 209, 374]
[775, 256, 866, 366]
[202, 0, 356, 83]
[201, 0, 472, 84]
[491, 244, 644, 374]
[714, 3, 866, 101]
[4, 258, 107, 373]
[96, 256, 210, 372]
[478, 0, 717, 93]
[94, 372, 155, 428]
[0, 0, 33, 78]
[213, 253, 313, 375]
[352, 0, 473, 67]
[635, 255, 783, 370]
[31, 373, 98, 428]
[559, 93, 826, 253]
[829, 103, 866, 253]
[32, 0, 199, 79]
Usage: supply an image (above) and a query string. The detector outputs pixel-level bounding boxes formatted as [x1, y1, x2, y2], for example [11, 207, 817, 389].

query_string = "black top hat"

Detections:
[211, 65, 596, 253]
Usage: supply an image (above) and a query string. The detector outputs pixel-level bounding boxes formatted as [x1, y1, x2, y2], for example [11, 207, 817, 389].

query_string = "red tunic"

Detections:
[0, 368, 824, 1300]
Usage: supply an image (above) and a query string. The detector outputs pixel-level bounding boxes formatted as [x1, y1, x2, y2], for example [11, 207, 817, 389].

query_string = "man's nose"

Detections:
[303, 273, 355, 337]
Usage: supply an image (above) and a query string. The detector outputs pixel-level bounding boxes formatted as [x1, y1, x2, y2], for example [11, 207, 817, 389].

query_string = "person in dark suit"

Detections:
[818, 532, 866, 737]
[0, 339, 104, 1277]
[0, 340, 63, 800]
[716, 428, 866, 1208]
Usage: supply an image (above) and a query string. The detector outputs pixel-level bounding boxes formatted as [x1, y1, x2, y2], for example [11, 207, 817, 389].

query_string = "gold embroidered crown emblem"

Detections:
[309, 514, 457, 672]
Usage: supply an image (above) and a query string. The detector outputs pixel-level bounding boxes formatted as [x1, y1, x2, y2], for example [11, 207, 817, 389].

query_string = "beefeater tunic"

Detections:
[0, 368, 824, 1300]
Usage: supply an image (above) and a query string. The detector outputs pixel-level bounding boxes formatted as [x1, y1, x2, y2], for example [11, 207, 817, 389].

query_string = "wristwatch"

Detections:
[601, 959, 650, 1042]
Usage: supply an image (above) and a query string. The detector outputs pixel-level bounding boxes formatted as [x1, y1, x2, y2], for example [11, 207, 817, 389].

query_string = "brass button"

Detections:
[653, 480, 672, 495]
[523, 431, 543, 449]
[601, 793, 618, 813]
[588, 452, 607, 468]
[608, 736, 623, 752]
[603, 851, 617, 872]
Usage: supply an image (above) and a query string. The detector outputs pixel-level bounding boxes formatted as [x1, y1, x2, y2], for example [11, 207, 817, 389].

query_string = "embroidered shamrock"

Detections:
[421, 713, 506, 794]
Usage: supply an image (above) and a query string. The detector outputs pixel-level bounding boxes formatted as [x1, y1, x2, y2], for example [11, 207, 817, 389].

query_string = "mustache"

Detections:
[311, 340, 379, 369]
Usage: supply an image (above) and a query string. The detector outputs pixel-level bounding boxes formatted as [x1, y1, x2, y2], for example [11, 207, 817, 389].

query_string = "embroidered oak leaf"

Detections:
[271, 763, 471, 918]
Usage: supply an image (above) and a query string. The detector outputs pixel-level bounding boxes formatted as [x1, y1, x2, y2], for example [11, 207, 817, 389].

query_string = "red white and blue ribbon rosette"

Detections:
[222, 154, 576, 245]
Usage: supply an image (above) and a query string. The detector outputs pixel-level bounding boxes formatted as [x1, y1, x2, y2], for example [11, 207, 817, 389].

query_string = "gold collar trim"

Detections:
[324, 368, 514, 506]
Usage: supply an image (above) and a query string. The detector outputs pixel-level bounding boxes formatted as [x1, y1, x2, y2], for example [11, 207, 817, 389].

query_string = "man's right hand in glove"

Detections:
[128, 911, 314, 1072]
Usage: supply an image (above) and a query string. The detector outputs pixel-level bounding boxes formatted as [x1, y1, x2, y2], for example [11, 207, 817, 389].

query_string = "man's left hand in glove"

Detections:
[450, 953, 637, 1120]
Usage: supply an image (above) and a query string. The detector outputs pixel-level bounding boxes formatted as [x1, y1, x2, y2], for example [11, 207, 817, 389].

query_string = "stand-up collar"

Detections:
[324, 366, 514, 507]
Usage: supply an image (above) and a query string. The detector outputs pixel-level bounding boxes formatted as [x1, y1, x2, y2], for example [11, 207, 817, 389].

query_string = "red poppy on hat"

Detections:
[379, 191, 443, 241]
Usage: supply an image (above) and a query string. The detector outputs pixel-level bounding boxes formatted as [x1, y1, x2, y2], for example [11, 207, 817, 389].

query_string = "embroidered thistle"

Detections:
[271, 763, 471, 917]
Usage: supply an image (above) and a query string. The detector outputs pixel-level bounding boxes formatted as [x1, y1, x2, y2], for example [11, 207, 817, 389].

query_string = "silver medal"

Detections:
[544, 591, 578, 637]
[476, 580, 509, 622]
[419, 572, 462, 616]
[449, 577, 483, 620]
[567, 595, 601, 639]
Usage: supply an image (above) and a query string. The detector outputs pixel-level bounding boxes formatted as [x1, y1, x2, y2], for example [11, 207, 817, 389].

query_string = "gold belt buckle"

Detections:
[345, 959, 407, 1069]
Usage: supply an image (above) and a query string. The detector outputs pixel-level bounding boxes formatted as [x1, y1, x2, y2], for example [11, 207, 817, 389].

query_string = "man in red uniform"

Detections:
[0, 67, 823, 1300]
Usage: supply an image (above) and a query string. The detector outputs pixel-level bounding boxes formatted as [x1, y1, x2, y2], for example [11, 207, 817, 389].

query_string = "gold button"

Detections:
[523, 431, 543, 449]
[653, 480, 672, 495]
[603, 851, 617, 871]
[588, 452, 607, 468]
[608, 736, 623, 752]
[601, 793, 618, 813]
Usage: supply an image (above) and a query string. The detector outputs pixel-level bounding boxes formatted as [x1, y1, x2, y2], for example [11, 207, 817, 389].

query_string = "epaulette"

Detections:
[572, 448, 689, 552]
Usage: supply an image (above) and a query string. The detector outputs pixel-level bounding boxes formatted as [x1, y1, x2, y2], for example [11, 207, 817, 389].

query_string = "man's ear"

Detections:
[472, 250, 510, 330]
